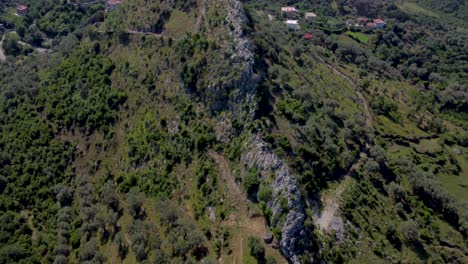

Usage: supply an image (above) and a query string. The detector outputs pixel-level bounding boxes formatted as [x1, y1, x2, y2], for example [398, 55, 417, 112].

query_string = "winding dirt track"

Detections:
[208, 151, 269, 264]
[0, 34, 6, 61]
[317, 56, 374, 130]
[314, 57, 375, 231]
[315, 176, 349, 231]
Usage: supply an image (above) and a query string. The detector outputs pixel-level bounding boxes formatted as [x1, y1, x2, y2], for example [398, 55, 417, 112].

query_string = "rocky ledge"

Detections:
[207, 0, 257, 120]
[242, 135, 309, 264]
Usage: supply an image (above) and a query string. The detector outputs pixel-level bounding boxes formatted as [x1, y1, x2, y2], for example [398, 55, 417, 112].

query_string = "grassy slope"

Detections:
[0, 0, 466, 263]
[246, 1, 467, 263]
[63, 1, 285, 263]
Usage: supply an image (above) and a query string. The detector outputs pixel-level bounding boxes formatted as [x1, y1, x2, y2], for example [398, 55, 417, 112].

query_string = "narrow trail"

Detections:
[314, 152, 367, 232]
[0, 31, 51, 56]
[126, 29, 165, 37]
[313, 56, 376, 232]
[0, 34, 6, 61]
[17, 40, 51, 54]
[315, 176, 350, 231]
[209, 151, 247, 216]
[97, 29, 184, 41]
[317, 56, 374, 133]
[194, 0, 207, 32]
[208, 151, 268, 264]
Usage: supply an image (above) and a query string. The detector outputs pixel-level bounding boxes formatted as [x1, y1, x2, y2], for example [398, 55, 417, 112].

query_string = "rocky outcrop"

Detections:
[207, 0, 257, 120]
[242, 135, 309, 264]
[212, 1, 311, 262]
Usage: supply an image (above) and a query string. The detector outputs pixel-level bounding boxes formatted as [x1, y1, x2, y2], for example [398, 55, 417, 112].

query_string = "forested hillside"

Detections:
[0, 0, 466, 263]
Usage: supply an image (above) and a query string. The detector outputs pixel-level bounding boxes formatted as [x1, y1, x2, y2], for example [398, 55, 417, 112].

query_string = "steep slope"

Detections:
[0, 0, 467, 264]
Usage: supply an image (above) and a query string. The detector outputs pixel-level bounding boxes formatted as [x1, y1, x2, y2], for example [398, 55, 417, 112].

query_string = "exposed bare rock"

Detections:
[207, 0, 257, 120]
[264, 231, 273, 244]
[214, 1, 312, 262]
[207, 206, 216, 221]
[242, 135, 309, 264]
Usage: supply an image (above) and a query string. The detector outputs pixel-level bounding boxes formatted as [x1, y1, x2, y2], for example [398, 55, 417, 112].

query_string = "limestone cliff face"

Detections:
[212, 1, 310, 262]
[207, 0, 257, 120]
[242, 135, 309, 264]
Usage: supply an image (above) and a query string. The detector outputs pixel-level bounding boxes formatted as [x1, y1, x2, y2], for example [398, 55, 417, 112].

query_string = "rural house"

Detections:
[346, 19, 356, 27]
[303, 33, 313, 40]
[281, 6, 298, 17]
[366, 22, 376, 29]
[357, 17, 369, 26]
[15, 5, 28, 15]
[304, 12, 317, 20]
[373, 18, 386, 29]
[285, 20, 300, 30]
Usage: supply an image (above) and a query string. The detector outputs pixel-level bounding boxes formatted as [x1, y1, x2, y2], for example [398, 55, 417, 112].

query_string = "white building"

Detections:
[281, 6, 298, 17]
[305, 12, 317, 20]
[285, 20, 300, 30]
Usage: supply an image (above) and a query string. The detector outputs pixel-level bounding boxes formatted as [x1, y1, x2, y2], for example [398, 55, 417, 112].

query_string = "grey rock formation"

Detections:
[207, 0, 257, 120]
[216, 1, 311, 262]
[264, 231, 274, 244]
[242, 135, 309, 264]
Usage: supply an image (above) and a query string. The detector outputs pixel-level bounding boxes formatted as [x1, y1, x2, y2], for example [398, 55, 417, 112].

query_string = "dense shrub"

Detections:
[399, 220, 419, 242]
[38, 46, 127, 133]
[247, 236, 265, 261]
[243, 169, 260, 197]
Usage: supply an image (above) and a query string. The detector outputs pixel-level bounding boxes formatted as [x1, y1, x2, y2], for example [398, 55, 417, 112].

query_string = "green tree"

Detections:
[127, 188, 144, 219]
[243, 170, 259, 196]
[257, 184, 273, 203]
[3, 36, 20, 56]
[247, 236, 265, 261]
[399, 220, 419, 242]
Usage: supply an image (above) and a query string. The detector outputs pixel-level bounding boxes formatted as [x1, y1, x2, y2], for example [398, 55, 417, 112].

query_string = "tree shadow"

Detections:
[407, 241, 429, 261]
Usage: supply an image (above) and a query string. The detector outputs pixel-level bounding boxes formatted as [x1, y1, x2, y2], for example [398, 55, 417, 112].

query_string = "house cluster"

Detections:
[346, 17, 386, 30]
[281, 6, 316, 40]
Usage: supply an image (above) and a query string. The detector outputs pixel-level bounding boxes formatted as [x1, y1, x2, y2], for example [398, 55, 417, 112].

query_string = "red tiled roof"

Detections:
[373, 18, 385, 24]
[303, 33, 313, 40]
[366, 22, 376, 28]
[281, 7, 297, 12]
[16, 5, 28, 11]
[357, 17, 368, 22]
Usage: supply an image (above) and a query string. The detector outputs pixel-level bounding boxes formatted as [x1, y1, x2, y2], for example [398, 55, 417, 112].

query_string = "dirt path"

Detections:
[0, 34, 6, 61]
[315, 176, 349, 231]
[195, 0, 207, 31]
[126, 29, 165, 37]
[317, 56, 374, 133]
[17, 40, 51, 54]
[208, 151, 281, 263]
[314, 151, 368, 235]
[313, 57, 376, 233]
[209, 151, 249, 264]
[0, 31, 51, 56]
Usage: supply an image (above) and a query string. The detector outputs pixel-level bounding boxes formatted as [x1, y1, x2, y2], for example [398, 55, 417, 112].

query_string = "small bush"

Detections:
[243, 169, 259, 196]
[257, 184, 273, 203]
[247, 236, 265, 261]
[399, 220, 419, 242]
